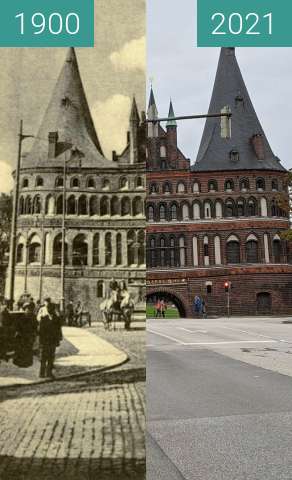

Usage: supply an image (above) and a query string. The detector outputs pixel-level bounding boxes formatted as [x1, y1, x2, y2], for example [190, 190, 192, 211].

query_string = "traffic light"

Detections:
[224, 281, 230, 293]
[221, 106, 232, 139]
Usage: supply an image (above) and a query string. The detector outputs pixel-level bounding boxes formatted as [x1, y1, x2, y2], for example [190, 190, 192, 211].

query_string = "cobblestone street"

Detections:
[0, 370, 145, 479]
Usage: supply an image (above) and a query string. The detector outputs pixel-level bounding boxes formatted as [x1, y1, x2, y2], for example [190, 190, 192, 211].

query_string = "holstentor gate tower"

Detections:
[6, 48, 146, 315]
[146, 47, 292, 317]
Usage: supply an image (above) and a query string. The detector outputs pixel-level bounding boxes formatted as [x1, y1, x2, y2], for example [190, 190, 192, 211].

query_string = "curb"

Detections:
[0, 354, 130, 391]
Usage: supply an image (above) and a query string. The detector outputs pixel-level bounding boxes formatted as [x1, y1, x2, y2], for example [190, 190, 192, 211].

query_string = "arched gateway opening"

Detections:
[147, 291, 187, 318]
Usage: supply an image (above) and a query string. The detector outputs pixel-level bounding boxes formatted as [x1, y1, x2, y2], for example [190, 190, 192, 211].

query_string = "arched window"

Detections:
[25, 196, 32, 215]
[120, 177, 128, 190]
[105, 233, 112, 266]
[237, 199, 245, 217]
[163, 182, 171, 194]
[102, 178, 110, 190]
[179, 237, 186, 267]
[138, 231, 145, 266]
[78, 195, 88, 215]
[55, 176, 64, 188]
[52, 234, 68, 265]
[16, 238, 25, 264]
[33, 195, 42, 214]
[240, 178, 249, 191]
[260, 197, 268, 217]
[148, 205, 154, 222]
[226, 237, 240, 264]
[204, 201, 212, 219]
[273, 236, 282, 263]
[136, 176, 144, 188]
[67, 195, 76, 215]
[28, 234, 41, 264]
[271, 200, 279, 217]
[56, 195, 63, 215]
[100, 196, 109, 216]
[89, 196, 98, 216]
[72, 234, 88, 266]
[170, 237, 176, 267]
[93, 234, 100, 265]
[159, 204, 166, 221]
[246, 238, 259, 263]
[127, 231, 136, 265]
[121, 197, 131, 216]
[225, 199, 235, 217]
[160, 145, 166, 157]
[182, 203, 190, 220]
[248, 198, 257, 216]
[19, 196, 25, 215]
[111, 196, 120, 216]
[36, 176, 44, 187]
[208, 180, 218, 192]
[192, 236, 198, 266]
[271, 179, 278, 191]
[71, 177, 80, 188]
[214, 236, 221, 265]
[97, 280, 104, 298]
[149, 183, 158, 194]
[45, 195, 55, 215]
[22, 178, 29, 188]
[256, 178, 265, 191]
[171, 204, 178, 221]
[215, 201, 223, 219]
[160, 237, 166, 267]
[149, 237, 156, 268]
[193, 182, 200, 193]
[133, 197, 143, 216]
[225, 179, 234, 191]
[204, 236, 209, 266]
[193, 202, 201, 220]
[87, 177, 96, 189]
[116, 233, 122, 266]
[177, 182, 186, 194]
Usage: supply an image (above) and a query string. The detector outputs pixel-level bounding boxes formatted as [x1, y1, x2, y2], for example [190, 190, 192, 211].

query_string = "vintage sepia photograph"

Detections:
[0, 1, 146, 479]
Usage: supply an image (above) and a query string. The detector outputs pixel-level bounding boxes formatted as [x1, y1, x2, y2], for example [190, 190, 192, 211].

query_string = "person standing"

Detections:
[66, 301, 74, 326]
[74, 301, 83, 327]
[160, 299, 167, 318]
[39, 302, 62, 379]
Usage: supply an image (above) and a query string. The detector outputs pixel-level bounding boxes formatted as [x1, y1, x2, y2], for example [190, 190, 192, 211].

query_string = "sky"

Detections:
[148, 0, 292, 170]
[0, 0, 145, 193]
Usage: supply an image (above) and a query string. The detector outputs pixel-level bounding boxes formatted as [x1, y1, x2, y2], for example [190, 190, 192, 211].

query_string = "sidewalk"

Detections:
[0, 327, 128, 387]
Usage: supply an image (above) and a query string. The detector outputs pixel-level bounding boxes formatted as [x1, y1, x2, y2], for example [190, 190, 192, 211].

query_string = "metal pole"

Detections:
[227, 289, 230, 318]
[146, 112, 232, 124]
[60, 156, 67, 313]
[38, 211, 45, 303]
[8, 120, 23, 308]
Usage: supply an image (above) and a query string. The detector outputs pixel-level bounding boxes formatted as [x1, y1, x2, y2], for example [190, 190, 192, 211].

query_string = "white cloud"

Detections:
[93, 94, 131, 158]
[110, 36, 145, 72]
[0, 161, 13, 194]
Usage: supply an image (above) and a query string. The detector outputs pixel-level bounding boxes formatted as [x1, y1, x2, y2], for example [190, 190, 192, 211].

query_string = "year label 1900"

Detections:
[15, 12, 80, 36]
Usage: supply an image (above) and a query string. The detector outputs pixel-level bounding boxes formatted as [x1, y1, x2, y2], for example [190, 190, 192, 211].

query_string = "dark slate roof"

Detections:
[25, 48, 112, 169]
[148, 87, 157, 110]
[130, 96, 140, 122]
[193, 48, 285, 172]
[166, 99, 177, 127]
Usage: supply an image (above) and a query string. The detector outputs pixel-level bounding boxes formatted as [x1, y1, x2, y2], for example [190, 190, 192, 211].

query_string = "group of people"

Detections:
[154, 299, 167, 318]
[0, 296, 62, 379]
[65, 300, 91, 328]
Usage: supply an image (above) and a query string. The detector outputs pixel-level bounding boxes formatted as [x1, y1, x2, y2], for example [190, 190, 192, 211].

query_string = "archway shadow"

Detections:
[147, 292, 186, 318]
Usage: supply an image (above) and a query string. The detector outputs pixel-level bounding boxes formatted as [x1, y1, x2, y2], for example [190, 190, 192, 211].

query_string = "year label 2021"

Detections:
[211, 12, 272, 36]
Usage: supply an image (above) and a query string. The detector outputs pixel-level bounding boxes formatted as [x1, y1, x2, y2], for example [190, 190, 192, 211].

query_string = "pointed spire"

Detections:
[130, 96, 140, 123]
[194, 47, 284, 172]
[166, 99, 177, 127]
[148, 86, 157, 110]
[26, 47, 105, 166]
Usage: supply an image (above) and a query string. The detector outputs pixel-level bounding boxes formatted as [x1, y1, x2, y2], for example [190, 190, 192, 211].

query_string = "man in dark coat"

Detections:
[39, 301, 62, 378]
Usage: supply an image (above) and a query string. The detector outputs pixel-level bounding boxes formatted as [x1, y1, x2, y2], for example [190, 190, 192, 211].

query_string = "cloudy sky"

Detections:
[0, 0, 145, 193]
[148, 0, 292, 170]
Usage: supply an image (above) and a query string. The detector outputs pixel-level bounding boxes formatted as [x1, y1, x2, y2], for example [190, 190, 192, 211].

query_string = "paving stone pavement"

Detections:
[0, 375, 145, 480]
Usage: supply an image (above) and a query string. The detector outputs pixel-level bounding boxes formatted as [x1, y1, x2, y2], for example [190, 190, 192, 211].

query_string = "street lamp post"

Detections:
[8, 120, 34, 308]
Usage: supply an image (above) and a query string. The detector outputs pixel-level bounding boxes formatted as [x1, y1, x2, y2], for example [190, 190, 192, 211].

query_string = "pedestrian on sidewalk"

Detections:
[155, 299, 161, 318]
[66, 301, 74, 326]
[39, 301, 62, 379]
[74, 301, 83, 327]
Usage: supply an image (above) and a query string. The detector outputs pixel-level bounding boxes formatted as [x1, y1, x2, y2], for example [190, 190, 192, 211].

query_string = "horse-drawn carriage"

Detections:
[100, 284, 134, 331]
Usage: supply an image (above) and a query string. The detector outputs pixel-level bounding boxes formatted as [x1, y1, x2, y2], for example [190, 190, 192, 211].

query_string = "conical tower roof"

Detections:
[25, 48, 107, 167]
[166, 99, 177, 127]
[147, 86, 158, 119]
[194, 48, 285, 172]
[130, 96, 140, 122]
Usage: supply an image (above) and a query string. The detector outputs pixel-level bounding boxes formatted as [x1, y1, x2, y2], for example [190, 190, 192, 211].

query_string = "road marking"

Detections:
[220, 326, 288, 343]
[182, 340, 278, 346]
[177, 327, 208, 334]
[147, 329, 183, 344]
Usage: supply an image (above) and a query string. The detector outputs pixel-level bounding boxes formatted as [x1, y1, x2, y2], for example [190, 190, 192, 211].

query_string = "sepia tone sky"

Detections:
[148, 0, 292, 171]
[0, 0, 145, 193]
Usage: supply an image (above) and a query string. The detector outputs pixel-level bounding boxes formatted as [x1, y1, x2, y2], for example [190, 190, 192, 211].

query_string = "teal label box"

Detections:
[198, 0, 292, 47]
[0, 0, 94, 47]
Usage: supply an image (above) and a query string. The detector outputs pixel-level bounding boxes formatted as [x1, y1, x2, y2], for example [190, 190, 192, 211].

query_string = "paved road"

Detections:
[147, 317, 292, 480]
